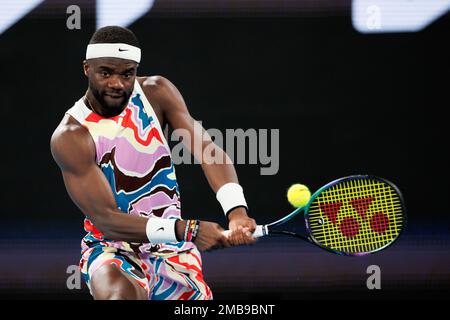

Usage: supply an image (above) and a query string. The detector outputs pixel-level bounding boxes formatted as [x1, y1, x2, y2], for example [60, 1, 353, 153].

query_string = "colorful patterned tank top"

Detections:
[66, 80, 194, 255]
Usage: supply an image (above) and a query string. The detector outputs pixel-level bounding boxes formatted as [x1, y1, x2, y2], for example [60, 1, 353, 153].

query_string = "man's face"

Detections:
[84, 57, 138, 117]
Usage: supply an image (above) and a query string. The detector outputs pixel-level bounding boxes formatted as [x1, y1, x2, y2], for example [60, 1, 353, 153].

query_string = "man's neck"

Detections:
[84, 90, 104, 116]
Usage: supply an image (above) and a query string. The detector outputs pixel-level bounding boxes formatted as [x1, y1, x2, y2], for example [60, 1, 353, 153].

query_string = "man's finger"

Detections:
[233, 228, 250, 245]
[220, 234, 231, 248]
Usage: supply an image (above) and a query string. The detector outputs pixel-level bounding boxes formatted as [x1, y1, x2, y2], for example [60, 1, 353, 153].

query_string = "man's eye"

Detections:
[101, 71, 109, 77]
[123, 73, 132, 78]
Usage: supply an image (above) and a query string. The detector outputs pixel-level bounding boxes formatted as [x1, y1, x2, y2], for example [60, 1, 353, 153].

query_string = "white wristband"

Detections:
[146, 218, 178, 244]
[216, 183, 248, 216]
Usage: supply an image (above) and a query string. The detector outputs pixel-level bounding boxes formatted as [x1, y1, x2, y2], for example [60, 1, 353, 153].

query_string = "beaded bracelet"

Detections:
[191, 220, 200, 242]
[184, 219, 200, 242]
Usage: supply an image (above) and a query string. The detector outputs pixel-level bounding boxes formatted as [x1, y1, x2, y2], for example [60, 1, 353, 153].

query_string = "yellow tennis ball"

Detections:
[287, 184, 311, 208]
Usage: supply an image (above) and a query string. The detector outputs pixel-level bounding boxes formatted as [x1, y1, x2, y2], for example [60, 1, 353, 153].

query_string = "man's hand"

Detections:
[227, 207, 257, 246]
[176, 220, 231, 252]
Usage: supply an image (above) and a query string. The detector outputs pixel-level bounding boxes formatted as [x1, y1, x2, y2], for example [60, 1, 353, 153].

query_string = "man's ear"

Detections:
[83, 60, 89, 77]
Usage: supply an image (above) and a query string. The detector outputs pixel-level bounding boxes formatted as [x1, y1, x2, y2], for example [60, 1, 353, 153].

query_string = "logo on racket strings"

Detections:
[318, 196, 390, 239]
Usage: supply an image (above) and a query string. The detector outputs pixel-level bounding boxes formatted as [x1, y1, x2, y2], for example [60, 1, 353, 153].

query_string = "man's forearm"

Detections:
[94, 210, 149, 242]
[94, 210, 186, 243]
[197, 144, 252, 222]
[200, 145, 240, 192]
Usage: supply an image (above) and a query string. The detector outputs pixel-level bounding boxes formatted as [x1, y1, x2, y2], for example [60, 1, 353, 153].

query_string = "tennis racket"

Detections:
[231, 175, 406, 256]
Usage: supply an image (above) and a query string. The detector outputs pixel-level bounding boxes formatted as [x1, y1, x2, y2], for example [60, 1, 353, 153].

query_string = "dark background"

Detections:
[0, 1, 449, 300]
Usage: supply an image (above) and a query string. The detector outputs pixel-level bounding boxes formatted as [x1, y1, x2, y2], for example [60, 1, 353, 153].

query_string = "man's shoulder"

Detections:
[51, 115, 91, 154]
[50, 114, 95, 170]
[52, 114, 88, 142]
[137, 75, 183, 111]
[138, 75, 173, 94]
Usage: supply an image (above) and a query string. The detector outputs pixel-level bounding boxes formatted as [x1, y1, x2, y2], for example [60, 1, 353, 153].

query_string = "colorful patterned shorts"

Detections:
[80, 244, 213, 300]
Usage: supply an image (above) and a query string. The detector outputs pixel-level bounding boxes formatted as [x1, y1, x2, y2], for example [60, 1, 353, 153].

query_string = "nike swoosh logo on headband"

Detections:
[118, 48, 129, 52]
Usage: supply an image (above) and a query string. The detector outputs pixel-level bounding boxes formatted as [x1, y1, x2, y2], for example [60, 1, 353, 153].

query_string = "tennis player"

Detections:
[50, 26, 256, 300]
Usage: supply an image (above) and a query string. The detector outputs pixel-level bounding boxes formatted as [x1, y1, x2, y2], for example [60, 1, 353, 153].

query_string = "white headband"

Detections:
[86, 43, 141, 63]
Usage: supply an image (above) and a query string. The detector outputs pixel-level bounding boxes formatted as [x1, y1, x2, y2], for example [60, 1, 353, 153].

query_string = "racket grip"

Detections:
[253, 225, 268, 237]
[222, 225, 268, 238]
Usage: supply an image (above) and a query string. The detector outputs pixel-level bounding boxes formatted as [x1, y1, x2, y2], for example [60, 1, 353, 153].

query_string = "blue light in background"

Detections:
[352, 0, 450, 33]
[96, 0, 155, 29]
[0, 0, 44, 35]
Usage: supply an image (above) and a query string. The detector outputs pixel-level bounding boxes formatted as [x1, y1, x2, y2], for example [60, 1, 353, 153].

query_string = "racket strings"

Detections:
[307, 178, 404, 254]
[335, 181, 401, 252]
[329, 181, 401, 252]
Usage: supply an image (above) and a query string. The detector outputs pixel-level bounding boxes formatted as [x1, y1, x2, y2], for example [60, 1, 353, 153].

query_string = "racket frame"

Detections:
[264, 174, 407, 256]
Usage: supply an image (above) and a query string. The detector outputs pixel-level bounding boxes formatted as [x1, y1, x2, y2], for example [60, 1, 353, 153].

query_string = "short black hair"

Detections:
[89, 26, 140, 47]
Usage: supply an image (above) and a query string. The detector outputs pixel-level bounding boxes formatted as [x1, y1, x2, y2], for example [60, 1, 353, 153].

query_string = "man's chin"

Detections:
[104, 94, 125, 104]
[101, 96, 128, 115]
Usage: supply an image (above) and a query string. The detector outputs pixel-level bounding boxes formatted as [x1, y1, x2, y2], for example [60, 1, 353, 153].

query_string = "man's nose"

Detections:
[107, 75, 124, 90]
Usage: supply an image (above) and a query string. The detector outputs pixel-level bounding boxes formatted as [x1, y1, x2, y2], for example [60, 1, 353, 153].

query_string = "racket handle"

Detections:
[221, 225, 268, 238]
[253, 225, 268, 237]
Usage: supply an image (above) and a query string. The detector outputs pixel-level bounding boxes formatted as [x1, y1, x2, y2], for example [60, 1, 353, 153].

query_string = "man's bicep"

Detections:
[145, 77, 219, 159]
[51, 125, 117, 222]
[148, 76, 205, 137]
[171, 111, 217, 160]
[62, 164, 117, 221]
